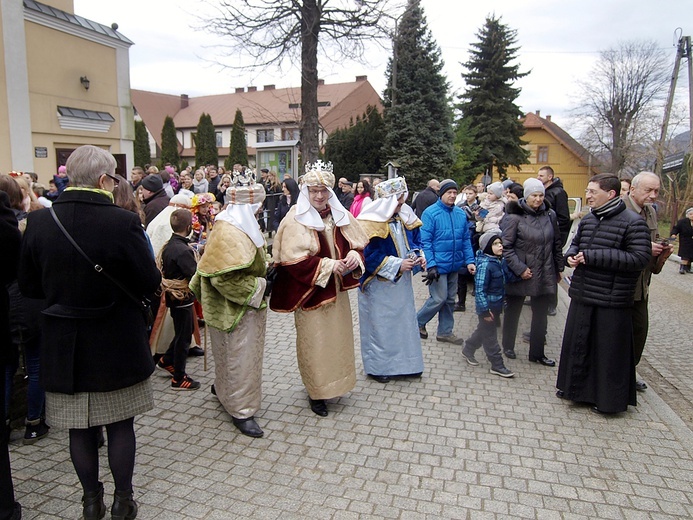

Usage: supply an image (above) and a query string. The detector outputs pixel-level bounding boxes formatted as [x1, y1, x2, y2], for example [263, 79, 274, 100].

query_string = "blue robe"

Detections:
[358, 217, 424, 377]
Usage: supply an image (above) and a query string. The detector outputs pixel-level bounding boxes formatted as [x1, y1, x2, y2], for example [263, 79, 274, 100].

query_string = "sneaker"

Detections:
[171, 375, 201, 390]
[462, 349, 480, 366]
[547, 307, 557, 316]
[23, 419, 49, 445]
[156, 359, 175, 375]
[453, 303, 466, 312]
[490, 367, 515, 378]
[436, 334, 464, 345]
[419, 326, 428, 339]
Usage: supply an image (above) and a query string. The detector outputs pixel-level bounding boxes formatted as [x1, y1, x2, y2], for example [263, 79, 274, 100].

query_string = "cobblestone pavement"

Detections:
[9, 261, 693, 519]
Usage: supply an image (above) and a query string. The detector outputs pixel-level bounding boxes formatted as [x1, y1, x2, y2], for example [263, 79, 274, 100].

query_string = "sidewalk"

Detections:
[9, 260, 693, 519]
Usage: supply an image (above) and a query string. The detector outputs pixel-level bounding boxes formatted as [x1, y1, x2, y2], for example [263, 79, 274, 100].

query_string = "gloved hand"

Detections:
[264, 265, 277, 298]
[423, 266, 439, 286]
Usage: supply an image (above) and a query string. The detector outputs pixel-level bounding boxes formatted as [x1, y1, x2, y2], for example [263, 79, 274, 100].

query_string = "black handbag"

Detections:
[49, 207, 155, 327]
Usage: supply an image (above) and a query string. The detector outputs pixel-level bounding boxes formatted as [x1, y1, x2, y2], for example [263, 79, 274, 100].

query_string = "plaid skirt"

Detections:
[45, 379, 154, 429]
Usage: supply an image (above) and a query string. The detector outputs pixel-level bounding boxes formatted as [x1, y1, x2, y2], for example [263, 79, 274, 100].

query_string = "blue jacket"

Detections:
[474, 250, 517, 315]
[420, 199, 475, 274]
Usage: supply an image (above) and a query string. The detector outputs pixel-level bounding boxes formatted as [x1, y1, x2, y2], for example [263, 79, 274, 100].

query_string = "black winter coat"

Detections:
[0, 192, 21, 365]
[161, 234, 197, 307]
[143, 189, 170, 227]
[412, 187, 438, 218]
[501, 199, 563, 297]
[671, 217, 693, 260]
[566, 201, 651, 308]
[18, 190, 161, 394]
[543, 177, 571, 246]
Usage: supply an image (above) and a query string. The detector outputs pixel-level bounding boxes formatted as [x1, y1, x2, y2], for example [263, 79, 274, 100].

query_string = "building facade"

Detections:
[0, 0, 134, 181]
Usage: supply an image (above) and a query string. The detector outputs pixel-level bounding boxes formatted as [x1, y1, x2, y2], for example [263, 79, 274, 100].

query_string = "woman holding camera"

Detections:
[356, 178, 426, 383]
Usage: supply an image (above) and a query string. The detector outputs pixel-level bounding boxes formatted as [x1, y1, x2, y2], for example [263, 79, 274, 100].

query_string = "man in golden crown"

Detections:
[270, 161, 368, 417]
[190, 169, 268, 437]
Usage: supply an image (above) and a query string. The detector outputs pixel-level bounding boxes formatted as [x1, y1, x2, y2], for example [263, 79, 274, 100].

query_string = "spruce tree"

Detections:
[195, 113, 218, 167]
[325, 106, 385, 180]
[458, 15, 529, 180]
[381, 0, 454, 190]
[226, 108, 249, 170]
[160, 116, 180, 168]
[134, 120, 151, 168]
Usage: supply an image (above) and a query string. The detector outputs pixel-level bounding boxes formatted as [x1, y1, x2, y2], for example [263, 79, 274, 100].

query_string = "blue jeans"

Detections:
[417, 272, 458, 336]
[4, 335, 45, 421]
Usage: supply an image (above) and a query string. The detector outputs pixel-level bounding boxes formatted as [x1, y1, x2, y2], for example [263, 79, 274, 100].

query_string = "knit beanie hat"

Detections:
[438, 179, 458, 198]
[486, 182, 504, 199]
[523, 178, 545, 199]
[479, 231, 501, 255]
[141, 174, 163, 192]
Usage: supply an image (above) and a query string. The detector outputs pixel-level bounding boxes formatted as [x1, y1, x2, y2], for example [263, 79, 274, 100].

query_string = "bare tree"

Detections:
[572, 41, 670, 176]
[201, 0, 396, 166]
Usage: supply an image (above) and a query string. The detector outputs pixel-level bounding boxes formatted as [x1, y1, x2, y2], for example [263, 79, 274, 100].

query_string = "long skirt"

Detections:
[556, 301, 636, 413]
[208, 308, 265, 419]
[358, 272, 424, 377]
[295, 291, 356, 400]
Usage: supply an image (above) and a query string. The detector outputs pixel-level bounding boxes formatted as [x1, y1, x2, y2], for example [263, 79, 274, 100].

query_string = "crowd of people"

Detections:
[0, 150, 688, 520]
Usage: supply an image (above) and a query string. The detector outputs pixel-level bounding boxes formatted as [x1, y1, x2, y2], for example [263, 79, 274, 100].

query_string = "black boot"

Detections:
[111, 490, 138, 520]
[680, 264, 687, 274]
[82, 482, 106, 520]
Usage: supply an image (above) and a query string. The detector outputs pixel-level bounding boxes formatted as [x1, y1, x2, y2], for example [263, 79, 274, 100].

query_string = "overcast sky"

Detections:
[74, 0, 689, 132]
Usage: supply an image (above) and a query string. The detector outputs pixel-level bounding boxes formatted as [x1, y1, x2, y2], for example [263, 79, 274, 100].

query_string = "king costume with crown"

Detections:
[269, 161, 368, 416]
[356, 177, 425, 381]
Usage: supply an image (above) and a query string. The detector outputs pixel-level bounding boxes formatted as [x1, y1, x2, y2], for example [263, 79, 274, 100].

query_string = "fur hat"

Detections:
[438, 179, 458, 198]
[486, 182, 504, 199]
[523, 178, 545, 199]
[479, 231, 501, 255]
[141, 174, 163, 193]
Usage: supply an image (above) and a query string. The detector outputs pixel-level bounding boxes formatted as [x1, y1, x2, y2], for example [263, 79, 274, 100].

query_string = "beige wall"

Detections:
[22, 21, 129, 182]
[42, 1, 74, 14]
[0, 6, 10, 169]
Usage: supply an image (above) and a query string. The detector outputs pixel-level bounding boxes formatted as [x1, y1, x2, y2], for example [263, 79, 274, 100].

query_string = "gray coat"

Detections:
[501, 199, 563, 297]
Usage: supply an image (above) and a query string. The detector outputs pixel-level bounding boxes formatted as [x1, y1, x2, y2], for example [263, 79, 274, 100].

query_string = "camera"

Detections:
[407, 249, 422, 260]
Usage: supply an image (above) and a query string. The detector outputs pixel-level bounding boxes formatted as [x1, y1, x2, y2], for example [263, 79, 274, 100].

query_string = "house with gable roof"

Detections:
[132, 76, 383, 178]
[514, 111, 601, 200]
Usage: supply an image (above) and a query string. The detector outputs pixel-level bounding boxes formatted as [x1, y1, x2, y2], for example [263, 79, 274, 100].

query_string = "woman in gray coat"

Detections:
[500, 179, 563, 366]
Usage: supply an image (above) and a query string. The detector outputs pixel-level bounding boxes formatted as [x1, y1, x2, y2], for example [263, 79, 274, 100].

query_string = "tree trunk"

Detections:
[300, 0, 321, 168]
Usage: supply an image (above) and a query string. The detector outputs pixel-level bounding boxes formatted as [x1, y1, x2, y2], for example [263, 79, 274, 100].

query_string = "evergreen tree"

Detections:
[160, 116, 180, 168]
[195, 113, 218, 167]
[325, 106, 385, 180]
[226, 108, 249, 170]
[134, 120, 151, 168]
[381, 0, 454, 190]
[451, 117, 482, 185]
[458, 15, 530, 181]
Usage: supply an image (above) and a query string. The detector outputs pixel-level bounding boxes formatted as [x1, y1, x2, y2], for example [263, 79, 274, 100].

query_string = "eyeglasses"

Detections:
[104, 173, 120, 186]
[308, 187, 329, 196]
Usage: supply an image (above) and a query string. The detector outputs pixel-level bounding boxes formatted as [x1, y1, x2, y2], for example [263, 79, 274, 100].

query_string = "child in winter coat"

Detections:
[475, 181, 505, 233]
[462, 231, 517, 378]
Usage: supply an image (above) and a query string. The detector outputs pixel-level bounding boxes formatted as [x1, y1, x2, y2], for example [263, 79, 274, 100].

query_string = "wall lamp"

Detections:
[80, 76, 90, 91]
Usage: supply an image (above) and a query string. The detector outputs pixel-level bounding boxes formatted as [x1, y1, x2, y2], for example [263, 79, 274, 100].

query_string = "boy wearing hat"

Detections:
[462, 231, 516, 377]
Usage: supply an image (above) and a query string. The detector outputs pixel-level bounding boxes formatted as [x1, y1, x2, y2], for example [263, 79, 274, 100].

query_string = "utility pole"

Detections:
[655, 33, 693, 226]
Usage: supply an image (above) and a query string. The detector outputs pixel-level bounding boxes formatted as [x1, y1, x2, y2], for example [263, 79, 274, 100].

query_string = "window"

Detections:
[537, 146, 549, 163]
[216, 131, 223, 147]
[257, 129, 274, 143]
[282, 128, 300, 141]
[191, 133, 197, 147]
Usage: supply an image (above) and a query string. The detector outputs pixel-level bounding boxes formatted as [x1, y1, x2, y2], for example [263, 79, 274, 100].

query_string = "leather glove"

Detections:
[423, 266, 439, 286]
[263, 265, 277, 298]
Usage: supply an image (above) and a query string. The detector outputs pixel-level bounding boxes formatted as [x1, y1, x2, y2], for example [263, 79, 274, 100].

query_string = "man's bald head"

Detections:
[428, 179, 440, 192]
